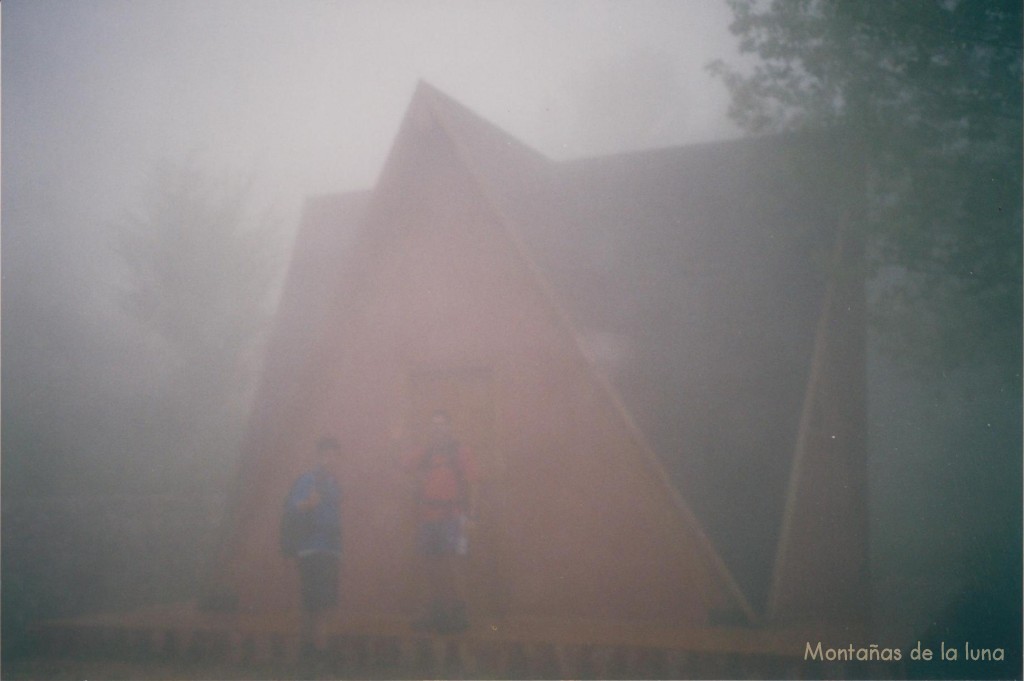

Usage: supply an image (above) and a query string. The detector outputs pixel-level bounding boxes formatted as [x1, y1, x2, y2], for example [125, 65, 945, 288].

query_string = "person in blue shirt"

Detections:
[284, 436, 343, 655]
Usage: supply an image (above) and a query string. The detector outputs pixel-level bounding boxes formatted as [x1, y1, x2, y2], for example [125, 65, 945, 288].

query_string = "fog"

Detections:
[3, 0, 742, 487]
[2, 0, 744, 655]
[3, 1, 1020, 678]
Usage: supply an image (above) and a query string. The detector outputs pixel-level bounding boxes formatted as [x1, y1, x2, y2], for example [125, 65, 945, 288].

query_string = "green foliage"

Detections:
[710, 0, 1022, 375]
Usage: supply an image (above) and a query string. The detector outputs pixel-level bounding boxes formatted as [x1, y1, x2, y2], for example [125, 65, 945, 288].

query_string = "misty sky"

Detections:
[5, 1, 742, 263]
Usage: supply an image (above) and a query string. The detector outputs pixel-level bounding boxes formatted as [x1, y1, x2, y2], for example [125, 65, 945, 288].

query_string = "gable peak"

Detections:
[405, 81, 547, 164]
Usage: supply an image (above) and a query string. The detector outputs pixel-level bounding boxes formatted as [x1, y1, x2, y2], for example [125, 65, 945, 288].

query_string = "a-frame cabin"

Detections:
[208, 82, 762, 628]
[36, 81, 869, 676]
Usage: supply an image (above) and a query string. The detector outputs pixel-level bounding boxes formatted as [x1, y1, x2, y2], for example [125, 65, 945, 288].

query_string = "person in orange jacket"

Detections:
[408, 410, 475, 633]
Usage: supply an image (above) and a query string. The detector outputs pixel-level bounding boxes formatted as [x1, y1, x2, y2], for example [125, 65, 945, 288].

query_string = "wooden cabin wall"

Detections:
[218, 104, 742, 626]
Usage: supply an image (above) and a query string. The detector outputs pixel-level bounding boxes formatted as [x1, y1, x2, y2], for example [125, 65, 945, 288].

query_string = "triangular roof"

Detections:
[212, 82, 860, 625]
[414, 82, 758, 622]
[412, 82, 845, 612]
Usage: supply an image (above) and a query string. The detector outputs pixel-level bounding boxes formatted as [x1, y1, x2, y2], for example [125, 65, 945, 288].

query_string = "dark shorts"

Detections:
[298, 552, 339, 612]
[417, 516, 467, 556]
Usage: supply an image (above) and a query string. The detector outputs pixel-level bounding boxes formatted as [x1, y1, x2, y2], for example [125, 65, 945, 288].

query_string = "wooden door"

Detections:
[408, 368, 508, 618]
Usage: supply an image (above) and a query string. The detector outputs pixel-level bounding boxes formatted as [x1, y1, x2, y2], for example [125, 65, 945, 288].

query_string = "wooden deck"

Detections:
[32, 602, 894, 679]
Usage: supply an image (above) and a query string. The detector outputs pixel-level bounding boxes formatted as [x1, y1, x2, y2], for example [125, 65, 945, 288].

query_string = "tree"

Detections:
[710, 2, 1022, 654]
[710, 0, 1022, 375]
[114, 160, 284, 491]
